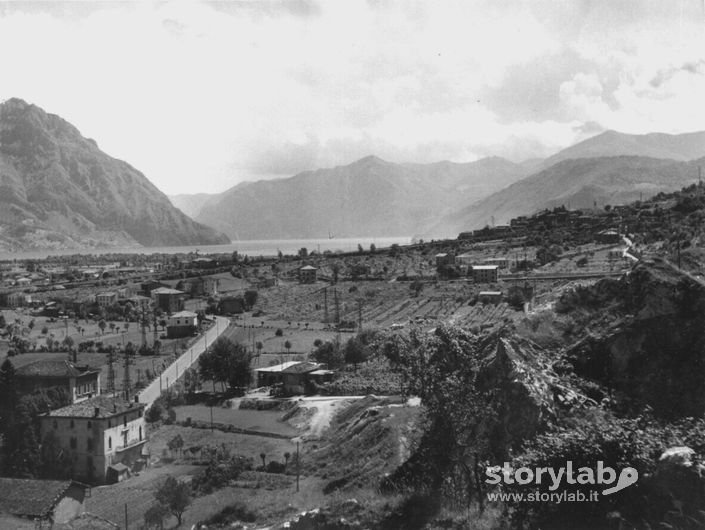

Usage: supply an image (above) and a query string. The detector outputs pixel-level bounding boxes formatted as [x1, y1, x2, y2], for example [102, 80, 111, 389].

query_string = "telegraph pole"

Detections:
[323, 287, 329, 324]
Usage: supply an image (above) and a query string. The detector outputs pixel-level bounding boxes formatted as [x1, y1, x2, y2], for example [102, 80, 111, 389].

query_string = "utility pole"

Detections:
[323, 287, 328, 324]
[123, 346, 133, 401]
[296, 440, 300, 492]
[333, 289, 340, 324]
[107, 348, 116, 396]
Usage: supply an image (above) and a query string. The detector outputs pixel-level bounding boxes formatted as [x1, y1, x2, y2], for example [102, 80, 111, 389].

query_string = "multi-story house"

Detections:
[40, 396, 147, 484]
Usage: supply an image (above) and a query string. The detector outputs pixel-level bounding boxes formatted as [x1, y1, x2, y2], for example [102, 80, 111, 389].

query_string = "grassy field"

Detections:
[173, 405, 298, 437]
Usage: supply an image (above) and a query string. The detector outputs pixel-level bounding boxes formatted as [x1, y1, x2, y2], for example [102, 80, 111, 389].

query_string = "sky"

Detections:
[1, 0, 704, 195]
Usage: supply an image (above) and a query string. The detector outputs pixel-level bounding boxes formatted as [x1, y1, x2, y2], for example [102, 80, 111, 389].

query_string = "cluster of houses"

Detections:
[457, 206, 629, 245]
[9, 358, 147, 487]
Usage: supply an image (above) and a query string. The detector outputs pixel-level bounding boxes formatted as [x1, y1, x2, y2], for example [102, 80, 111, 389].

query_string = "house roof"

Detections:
[281, 362, 322, 374]
[0, 478, 72, 518]
[479, 291, 502, 296]
[300, 265, 317, 271]
[471, 265, 499, 270]
[151, 287, 184, 295]
[15, 359, 99, 379]
[255, 361, 300, 373]
[46, 395, 144, 418]
[169, 311, 198, 319]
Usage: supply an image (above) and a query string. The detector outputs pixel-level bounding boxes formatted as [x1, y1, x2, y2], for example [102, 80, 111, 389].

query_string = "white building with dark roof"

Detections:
[39, 396, 147, 484]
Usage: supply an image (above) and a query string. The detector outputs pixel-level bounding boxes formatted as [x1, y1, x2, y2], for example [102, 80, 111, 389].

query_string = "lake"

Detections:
[1, 236, 412, 260]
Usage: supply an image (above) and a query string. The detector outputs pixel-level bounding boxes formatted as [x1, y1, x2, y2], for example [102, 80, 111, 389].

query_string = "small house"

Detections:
[471, 265, 499, 283]
[0, 478, 87, 527]
[298, 265, 318, 284]
[166, 310, 198, 338]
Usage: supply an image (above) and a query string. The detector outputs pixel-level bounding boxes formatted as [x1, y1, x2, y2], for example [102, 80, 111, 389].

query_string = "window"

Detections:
[138, 409, 142, 418]
[139, 426, 142, 441]
[123, 415, 127, 427]
[108, 437, 112, 449]
[70, 437, 77, 449]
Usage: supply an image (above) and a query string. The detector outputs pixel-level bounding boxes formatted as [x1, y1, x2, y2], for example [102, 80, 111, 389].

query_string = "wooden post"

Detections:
[124, 503, 128, 530]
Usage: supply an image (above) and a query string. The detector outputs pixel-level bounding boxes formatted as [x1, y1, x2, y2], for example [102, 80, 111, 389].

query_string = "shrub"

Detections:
[145, 402, 164, 423]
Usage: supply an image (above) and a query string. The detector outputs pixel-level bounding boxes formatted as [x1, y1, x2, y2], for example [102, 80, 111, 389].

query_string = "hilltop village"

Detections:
[1, 183, 705, 528]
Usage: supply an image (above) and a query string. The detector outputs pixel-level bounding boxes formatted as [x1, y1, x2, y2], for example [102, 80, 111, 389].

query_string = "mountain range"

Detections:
[188, 155, 530, 240]
[175, 129, 705, 240]
[3, 97, 705, 250]
[0, 98, 229, 251]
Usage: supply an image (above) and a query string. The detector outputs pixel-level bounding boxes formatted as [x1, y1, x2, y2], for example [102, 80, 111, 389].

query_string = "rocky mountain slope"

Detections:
[0, 98, 229, 251]
[193, 155, 529, 240]
[432, 156, 704, 236]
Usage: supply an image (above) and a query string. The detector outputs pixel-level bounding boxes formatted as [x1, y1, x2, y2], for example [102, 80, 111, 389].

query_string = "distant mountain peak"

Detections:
[353, 155, 388, 165]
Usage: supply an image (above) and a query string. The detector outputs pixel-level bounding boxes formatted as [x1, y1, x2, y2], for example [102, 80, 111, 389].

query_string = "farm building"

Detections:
[15, 359, 101, 404]
[40, 396, 147, 484]
[0, 478, 88, 527]
[255, 361, 301, 387]
[255, 361, 329, 394]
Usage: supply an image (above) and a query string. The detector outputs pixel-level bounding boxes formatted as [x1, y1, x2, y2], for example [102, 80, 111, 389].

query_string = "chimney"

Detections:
[94, 407, 100, 418]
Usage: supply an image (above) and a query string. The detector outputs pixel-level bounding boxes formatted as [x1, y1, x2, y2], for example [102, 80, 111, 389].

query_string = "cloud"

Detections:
[0, 0, 703, 194]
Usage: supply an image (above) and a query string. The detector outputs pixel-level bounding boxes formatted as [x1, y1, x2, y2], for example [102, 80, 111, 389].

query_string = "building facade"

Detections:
[40, 396, 147, 484]
[15, 360, 101, 404]
[471, 265, 499, 283]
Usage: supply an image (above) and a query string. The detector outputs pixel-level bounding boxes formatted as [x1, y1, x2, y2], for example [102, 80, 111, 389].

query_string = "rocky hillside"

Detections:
[432, 156, 704, 236]
[194, 155, 529, 239]
[0, 98, 229, 251]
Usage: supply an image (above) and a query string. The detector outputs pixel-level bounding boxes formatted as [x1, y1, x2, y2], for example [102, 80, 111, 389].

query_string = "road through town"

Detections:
[137, 315, 230, 407]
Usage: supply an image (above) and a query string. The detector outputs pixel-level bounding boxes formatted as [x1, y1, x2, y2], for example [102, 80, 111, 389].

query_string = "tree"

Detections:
[344, 337, 370, 369]
[184, 367, 200, 395]
[154, 476, 191, 526]
[284, 340, 292, 357]
[168, 434, 185, 457]
[256, 341, 263, 356]
[275, 328, 283, 337]
[370, 243, 376, 254]
[0, 313, 5, 329]
[244, 290, 258, 309]
[109, 322, 116, 333]
[331, 263, 341, 284]
[144, 503, 169, 529]
[311, 340, 344, 369]
[0, 359, 18, 421]
[199, 337, 252, 392]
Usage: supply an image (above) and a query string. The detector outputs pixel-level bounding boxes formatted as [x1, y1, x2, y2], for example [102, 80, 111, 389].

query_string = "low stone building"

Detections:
[0, 478, 87, 527]
[298, 265, 318, 284]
